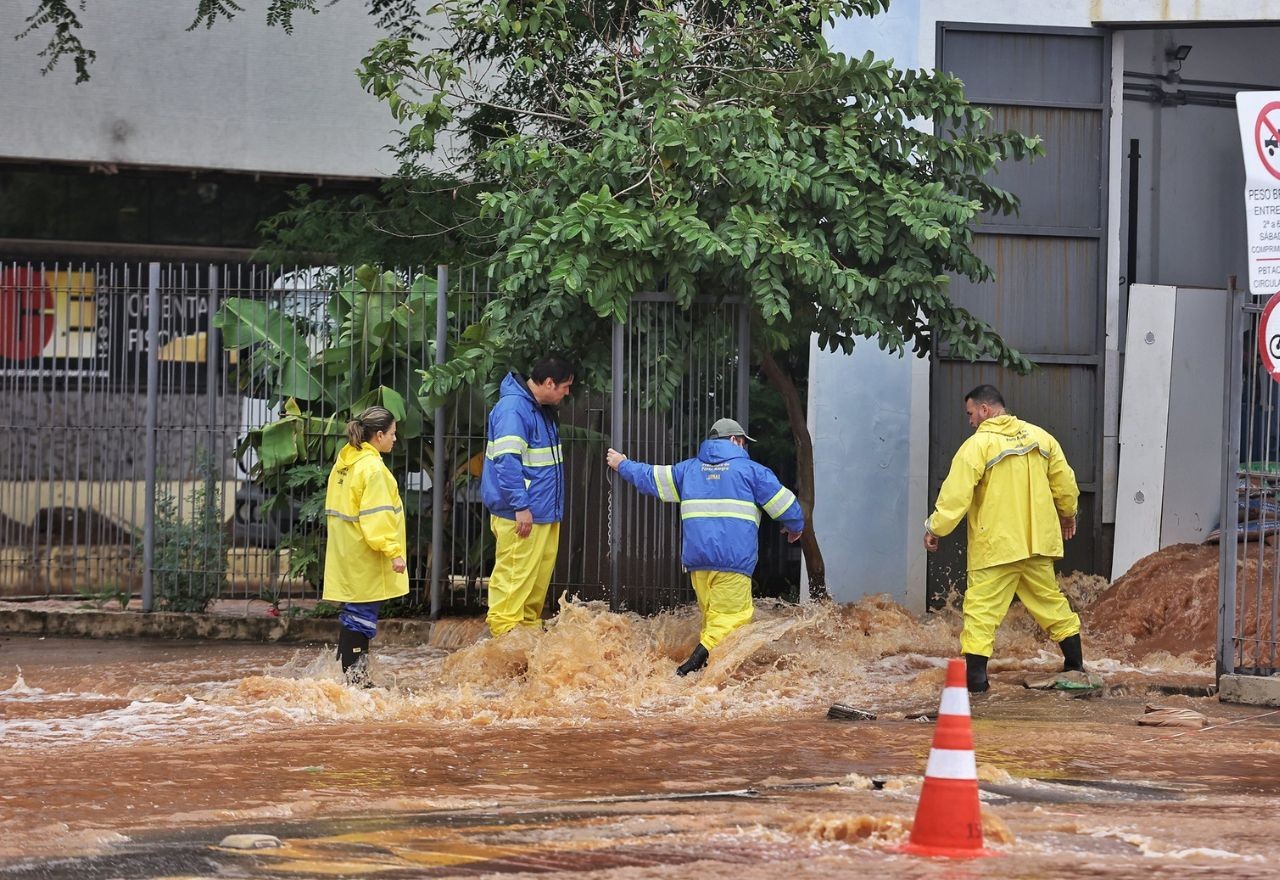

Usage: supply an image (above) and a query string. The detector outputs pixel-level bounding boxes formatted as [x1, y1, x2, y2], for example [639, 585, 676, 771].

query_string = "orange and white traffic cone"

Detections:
[899, 657, 993, 859]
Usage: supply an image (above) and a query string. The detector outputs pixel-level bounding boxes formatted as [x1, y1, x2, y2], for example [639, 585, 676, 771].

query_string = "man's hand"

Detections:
[606, 448, 627, 471]
[1060, 515, 1077, 541]
[515, 508, 534, 538]
[784, 528, 803, 544]
[391, 556, 406, 573]
[923, 531, 939, 552]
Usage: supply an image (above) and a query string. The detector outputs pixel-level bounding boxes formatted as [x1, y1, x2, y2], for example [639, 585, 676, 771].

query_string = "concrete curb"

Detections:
[1219, 673, 1280, 707]
[0, 608, 441, 647]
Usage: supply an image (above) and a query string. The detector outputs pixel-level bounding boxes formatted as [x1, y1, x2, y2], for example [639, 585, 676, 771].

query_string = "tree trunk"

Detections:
[756, 341, 827, 601]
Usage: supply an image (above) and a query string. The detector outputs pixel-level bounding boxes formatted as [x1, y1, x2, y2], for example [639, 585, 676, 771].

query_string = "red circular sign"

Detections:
[1258, 291, 1280, 382]
[0, 268, 55, 361]
[1256, 101, 1280, 181]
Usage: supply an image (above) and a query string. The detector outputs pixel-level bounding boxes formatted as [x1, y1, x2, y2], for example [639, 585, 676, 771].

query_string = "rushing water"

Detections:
[1, 592, 1278, 878]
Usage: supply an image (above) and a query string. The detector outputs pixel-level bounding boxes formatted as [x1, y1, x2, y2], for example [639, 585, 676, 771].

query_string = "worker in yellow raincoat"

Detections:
[324, 405, 408, 686]
[924, 385, 1083, 693]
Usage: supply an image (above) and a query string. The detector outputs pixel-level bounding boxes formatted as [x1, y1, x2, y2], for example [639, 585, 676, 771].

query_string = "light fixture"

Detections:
[1166, 44, 1192, 62]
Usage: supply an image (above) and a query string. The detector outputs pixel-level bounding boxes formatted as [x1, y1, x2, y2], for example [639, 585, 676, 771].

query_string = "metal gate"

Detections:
[1218, 284, 1280, 677]
[0, 260, 749, 617]
[606, 293, 750, 613]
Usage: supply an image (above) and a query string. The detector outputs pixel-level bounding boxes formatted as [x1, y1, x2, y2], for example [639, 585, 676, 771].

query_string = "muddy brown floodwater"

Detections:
[2, 581, 1279, 879]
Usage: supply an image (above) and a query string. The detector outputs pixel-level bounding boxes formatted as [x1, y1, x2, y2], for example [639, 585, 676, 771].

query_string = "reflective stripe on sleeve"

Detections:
[326, 505, 403, 523]
[679, 498, 760, 524]
[486, 435, 528, 459]
[654, 465, 680, 502]
[762, 487, 797, 518]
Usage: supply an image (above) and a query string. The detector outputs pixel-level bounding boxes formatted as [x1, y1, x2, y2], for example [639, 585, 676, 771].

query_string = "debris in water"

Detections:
[827, 703, 877, 721]
[218, 834, 282, 849]
[1137, 705, 1209, 729]
[1024, 670, 1105, 692]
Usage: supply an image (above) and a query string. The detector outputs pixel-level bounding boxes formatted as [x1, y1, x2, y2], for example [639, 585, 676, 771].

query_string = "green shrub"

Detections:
[149, 457, 228, 613]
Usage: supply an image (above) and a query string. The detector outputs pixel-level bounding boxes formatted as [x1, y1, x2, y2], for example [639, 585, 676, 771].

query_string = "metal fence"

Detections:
[1218, 283, 1280, 676]
[0, 260, 750, 616]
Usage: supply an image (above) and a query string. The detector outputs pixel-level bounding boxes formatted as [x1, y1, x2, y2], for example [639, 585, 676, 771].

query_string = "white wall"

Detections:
[0, 3, 403, 178]
[814, 0, 929, 612]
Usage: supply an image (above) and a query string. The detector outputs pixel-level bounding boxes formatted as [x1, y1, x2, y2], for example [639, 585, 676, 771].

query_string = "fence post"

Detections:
[610, 315, 624, 612]
[141, 263, 161, 612]
[206, 266, 220, 461]
[1218, 277, 1245, 679]
[736, 302, 750, 427]
[430, 265, 448, 619]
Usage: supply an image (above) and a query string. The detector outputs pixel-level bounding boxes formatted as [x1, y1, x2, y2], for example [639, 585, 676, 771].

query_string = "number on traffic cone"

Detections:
[899, 657, 994, 859]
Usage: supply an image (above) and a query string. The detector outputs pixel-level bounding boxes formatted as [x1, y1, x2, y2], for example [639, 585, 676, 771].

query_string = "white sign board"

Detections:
[1238, 92, 1280, 295]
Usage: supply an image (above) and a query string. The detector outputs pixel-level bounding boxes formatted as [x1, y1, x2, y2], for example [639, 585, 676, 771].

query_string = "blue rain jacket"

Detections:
[618, 439, 805, 576]
[481, 372, 565, 523]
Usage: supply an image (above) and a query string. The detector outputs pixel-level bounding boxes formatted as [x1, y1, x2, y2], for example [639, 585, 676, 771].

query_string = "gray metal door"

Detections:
[928, 24, 1112, 605]
[1218, 287, 1280, 678]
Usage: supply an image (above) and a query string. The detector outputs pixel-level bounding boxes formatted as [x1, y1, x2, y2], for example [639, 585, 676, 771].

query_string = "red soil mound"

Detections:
[1084, 542, 1278, 664]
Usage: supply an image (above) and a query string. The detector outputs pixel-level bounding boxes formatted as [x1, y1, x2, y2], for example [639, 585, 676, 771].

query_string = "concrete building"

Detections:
[0, 1, 398, 259]
[816, 1, 1280, 611]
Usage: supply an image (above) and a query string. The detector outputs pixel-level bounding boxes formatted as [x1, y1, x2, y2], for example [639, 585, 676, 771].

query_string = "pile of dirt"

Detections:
[1083, 542, 1277, 664]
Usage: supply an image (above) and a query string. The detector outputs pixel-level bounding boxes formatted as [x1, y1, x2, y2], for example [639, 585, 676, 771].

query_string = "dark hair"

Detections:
[529, 354, 576, 385]
[964, 384, 1005, 407]
[346, 406, 395, 447]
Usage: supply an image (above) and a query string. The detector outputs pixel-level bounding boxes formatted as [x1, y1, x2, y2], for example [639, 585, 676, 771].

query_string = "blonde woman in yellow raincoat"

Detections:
[324, 405, 408, 686]
[923, 385, 1082, 693]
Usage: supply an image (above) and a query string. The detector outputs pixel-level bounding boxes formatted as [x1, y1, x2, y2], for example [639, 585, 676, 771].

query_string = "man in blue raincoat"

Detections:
[481, 355, 575, 636]
[606, 418, 805, 676]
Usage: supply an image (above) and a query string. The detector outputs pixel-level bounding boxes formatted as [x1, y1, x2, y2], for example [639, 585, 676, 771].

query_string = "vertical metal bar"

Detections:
[207, 266, 220, 460]
[610, 314, 624, 612]
[431, 265, 448, 619]
[141, 263, 160, 612]
[1218, 281, 1244, 679]
[736, 302, 750, 428]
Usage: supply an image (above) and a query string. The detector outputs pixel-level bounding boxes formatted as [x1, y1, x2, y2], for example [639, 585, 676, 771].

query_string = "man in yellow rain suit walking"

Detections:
[607, 418, 805, 676]
[924, 385, 1084, 693]
[481, 355, 576, 636]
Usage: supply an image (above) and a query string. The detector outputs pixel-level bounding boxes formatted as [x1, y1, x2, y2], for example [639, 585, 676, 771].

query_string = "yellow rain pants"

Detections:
[960, 556, 1081, 657]
[487, 517, 560, 636]
[690, 570, 754, 650]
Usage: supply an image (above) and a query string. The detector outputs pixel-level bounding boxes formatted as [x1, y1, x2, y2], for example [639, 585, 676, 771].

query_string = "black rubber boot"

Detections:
[676, 644, 710, 677]
[964, 653, 990, 693]
[337, 628, 373, 688]
[1059, 634, 1084, 672]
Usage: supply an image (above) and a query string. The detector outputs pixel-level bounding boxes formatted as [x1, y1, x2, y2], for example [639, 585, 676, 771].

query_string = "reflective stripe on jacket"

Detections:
[323, 442, 410, 603]
[481, 371, 564, 523]
[618, 439, 805, 576]
[926, 414, 1079, 571]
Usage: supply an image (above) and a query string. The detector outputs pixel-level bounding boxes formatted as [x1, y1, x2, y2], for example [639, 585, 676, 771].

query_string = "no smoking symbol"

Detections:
[1256, 102, 1280, 180]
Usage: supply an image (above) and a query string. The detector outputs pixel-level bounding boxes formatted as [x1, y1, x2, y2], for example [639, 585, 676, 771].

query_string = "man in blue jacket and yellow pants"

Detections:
[607, 418, 805, 676]
[481, 355, 575, 636]
[924, 385, 1084, 693]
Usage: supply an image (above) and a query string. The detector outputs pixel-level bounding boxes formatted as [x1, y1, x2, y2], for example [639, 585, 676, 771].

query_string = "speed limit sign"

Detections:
[1259, 291, 1280, 382]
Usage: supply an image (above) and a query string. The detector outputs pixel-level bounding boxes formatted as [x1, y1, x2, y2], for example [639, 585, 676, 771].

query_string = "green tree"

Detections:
[355, 0, 1039, 594]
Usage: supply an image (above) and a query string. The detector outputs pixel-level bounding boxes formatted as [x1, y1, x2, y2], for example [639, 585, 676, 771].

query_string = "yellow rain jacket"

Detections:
[323, 442, 409, 603]
[926, 414, 1078, 571]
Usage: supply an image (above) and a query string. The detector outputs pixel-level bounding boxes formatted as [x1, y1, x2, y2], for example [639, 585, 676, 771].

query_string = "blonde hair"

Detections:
[346, 406, 395, 448]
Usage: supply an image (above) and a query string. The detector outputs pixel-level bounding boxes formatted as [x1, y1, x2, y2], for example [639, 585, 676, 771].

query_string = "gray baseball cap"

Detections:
[708, 417, 755, 442]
